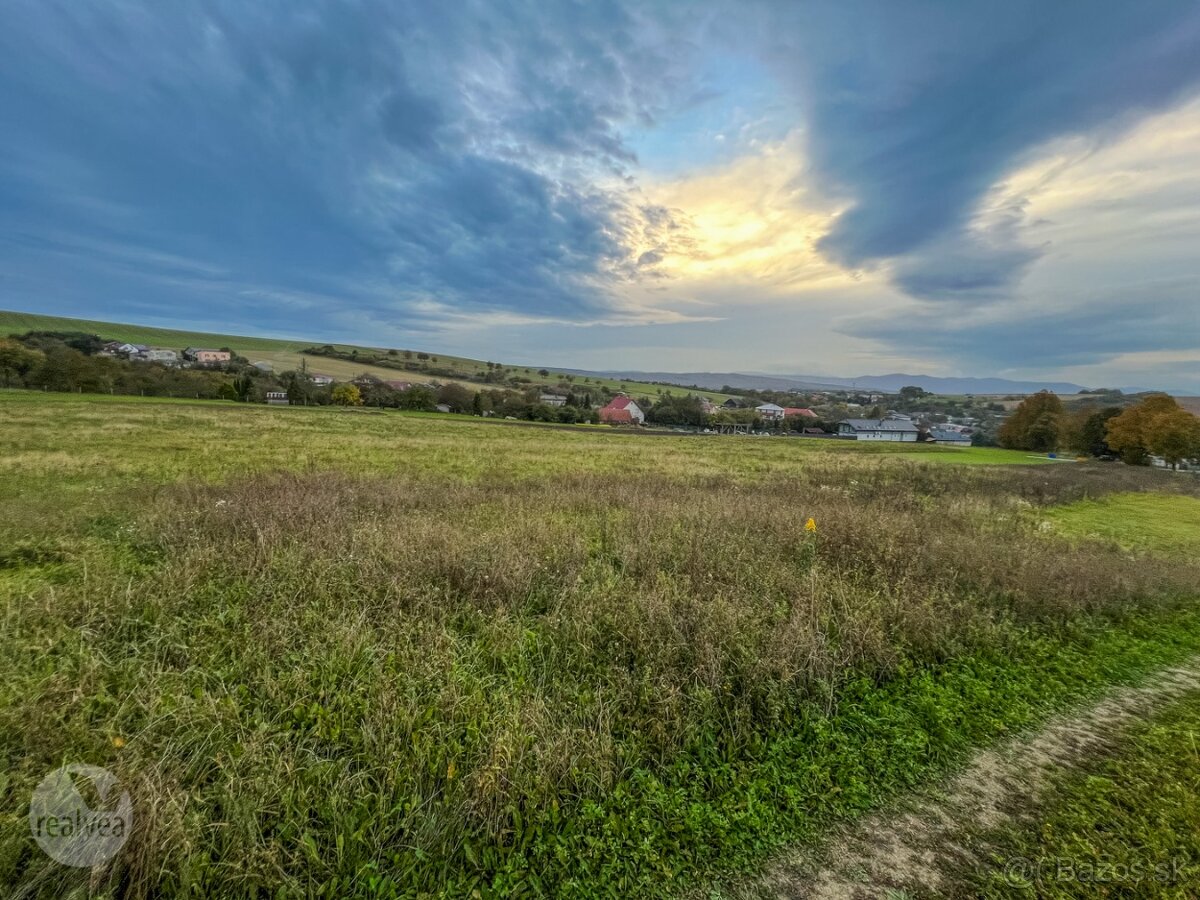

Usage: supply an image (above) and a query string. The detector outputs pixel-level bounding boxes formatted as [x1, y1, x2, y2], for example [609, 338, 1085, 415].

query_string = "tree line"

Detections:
[999, 390, 1200, 467]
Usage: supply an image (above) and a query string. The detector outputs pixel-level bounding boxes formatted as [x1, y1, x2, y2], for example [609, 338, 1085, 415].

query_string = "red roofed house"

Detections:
[783, 407, 818, 419]
[599, 395, 645, 425]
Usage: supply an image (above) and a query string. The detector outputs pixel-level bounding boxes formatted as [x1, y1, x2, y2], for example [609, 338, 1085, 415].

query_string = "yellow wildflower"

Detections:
[447, 760, 457, 780]
[111, 736, 126, 749]
[805, 517, 817, 533]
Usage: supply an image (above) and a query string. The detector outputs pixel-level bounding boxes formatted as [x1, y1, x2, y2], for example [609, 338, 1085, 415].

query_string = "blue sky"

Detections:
[3, 1, 1199, 391]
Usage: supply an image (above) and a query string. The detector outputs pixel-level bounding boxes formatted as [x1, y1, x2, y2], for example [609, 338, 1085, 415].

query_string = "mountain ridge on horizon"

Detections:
[567, 369, 1160, 396]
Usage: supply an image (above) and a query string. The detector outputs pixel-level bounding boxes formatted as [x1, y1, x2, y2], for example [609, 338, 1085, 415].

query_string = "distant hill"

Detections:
[0, 309, 736, 401]
[571, 369, 1092, 396]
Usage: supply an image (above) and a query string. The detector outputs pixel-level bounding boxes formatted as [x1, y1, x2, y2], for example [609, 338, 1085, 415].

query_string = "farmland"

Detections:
[2, 392, 1199, 898]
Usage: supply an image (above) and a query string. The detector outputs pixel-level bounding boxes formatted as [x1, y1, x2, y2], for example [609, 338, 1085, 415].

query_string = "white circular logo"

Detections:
[29, 764, 132, 867]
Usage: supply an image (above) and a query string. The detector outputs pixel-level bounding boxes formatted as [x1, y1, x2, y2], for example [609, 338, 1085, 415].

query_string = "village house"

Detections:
[599, 395, 645, 425]
[927, 427, 972, 446]
[837, 418, 920, 442]
[782, 407, 817, 419]
[308, 374, 335, 386]
[130, 348, 178, 364]
[183, 347, 232, 365]
[756, 402, 786, 421]
[265, 391, 289, 406]
[382, 380, 412, 391]
[539, 393, 568, 407]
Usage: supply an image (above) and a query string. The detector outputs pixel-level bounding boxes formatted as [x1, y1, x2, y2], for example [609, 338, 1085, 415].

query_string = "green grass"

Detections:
[1045, 492, 1200, 556]
[959, 691, 1200, 898]
[1, 392, 1198, 898]
[0, 309, 736, 401]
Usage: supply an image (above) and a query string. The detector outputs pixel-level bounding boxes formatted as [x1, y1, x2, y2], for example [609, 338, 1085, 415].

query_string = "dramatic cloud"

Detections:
[755, 1, 1200, 299]
[0, 0, 707, 331]
[2, 1, 1198, 388]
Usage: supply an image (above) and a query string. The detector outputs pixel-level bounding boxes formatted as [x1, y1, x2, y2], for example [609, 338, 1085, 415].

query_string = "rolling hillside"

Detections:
[0, 309, 735, 401]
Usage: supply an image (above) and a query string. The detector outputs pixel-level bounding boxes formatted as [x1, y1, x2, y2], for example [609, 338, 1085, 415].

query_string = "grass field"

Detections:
[1045, 492, 1200, 556]
[0, 309, 736, 401]
[2, 392, 1198, 898]
[957, 691, 1200, 898]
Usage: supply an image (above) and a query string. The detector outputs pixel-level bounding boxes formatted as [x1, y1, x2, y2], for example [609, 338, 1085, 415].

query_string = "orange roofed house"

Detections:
[599, 395, 645, 425]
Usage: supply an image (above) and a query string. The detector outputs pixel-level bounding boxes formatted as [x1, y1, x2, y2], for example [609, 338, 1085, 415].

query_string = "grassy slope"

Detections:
[0, 309, 735, 401]
[1, 393, 1196, 899]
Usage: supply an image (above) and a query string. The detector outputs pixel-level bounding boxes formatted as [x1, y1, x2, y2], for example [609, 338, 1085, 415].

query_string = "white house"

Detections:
[540, 393, 568, 407]
[837, 418, 920, 442]
[756, 403, 786, 421]
[309, 374, 335, 386]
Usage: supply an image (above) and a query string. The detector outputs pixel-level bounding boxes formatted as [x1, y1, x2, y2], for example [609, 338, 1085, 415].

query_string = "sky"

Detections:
[2, 1, 1199, 391]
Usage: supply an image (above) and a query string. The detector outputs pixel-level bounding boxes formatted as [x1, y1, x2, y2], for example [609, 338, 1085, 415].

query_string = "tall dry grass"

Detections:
[3, 461, 1199, 897]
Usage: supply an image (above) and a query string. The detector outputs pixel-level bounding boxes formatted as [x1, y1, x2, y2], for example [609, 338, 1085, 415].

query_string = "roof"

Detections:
[840, 418, 920, 433]
[756, 403, 785, 413]
[929, 427, 971, 442]
[603, 396, 638, 410]
[782, 407, 817, 417]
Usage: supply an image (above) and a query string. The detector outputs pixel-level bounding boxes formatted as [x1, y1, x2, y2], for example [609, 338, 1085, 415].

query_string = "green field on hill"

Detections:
[2, 392, 1198, 898]
[0, 309, 736, 402]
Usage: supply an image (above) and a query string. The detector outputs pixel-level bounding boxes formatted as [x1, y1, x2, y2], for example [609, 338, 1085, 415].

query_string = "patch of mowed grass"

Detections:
[2, 394, 1200, 898]
[1045, 492, 1200, 556]
[957, 691, 1200, 899]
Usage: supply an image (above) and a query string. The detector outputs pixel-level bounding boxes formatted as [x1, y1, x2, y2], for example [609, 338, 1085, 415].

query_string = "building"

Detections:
[251, 361, 273, 373]
[309, 374, 335, 386]
[599, 395, 645, 425]
[928, 427, 972, 446]
[756, 403, 786, 421]
[129, 348, 178, 364]
[382, 380, 412, 391]
[782, 407, 817, 419]
[184, 347, 232, 365]
[837, 418, 920, 442]
[435, 403, 452, 413]
[265, 391, 289, 406]
[540, 393, 568, 407]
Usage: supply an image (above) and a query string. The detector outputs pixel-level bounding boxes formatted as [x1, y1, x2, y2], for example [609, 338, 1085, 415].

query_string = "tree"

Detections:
[436, 382, 473, 413]
[232, 374, 254, 403]
[0, 339, 44, 386]
[1105, 394, 1183, 465]
[1147, 409, 1200, 469]
[998, 391, 1064, 451]
[331, 383, 363, 407]
[898, 385, 927, 401]
[1070, 406, 1122, 457]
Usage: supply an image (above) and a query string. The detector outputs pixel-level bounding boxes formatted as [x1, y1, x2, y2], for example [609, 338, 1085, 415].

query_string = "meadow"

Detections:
[1, 391, 1199, 898]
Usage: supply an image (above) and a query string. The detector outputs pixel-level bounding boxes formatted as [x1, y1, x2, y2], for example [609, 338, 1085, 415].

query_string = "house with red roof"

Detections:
[783, 407, 818, 419]
[599, 395, 645, 425]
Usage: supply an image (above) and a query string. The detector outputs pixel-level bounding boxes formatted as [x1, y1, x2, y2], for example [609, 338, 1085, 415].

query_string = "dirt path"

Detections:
[741, 660, 1200, 899]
